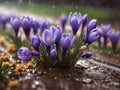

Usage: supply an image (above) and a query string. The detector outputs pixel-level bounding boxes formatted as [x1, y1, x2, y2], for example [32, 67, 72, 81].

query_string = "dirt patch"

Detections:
[1, 60, 120, 90]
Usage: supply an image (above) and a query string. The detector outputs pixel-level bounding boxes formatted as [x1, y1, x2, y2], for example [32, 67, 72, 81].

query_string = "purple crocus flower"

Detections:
[69, 12, 82, 35]
[85, 29, 100, 45]
[80, 14, 88, 40]
[42, 29, 54, 55]
[30, 34, 41, 51]
[21, 16, 33, 39]
[82, 14, 88, 29]
[50, 48, 57, 58]
[81, 52, 92, 58]
[60, 14, 67, 30]
[60, 33, 75, 61]
[32, 19, 39, 34]
[60, 33, 75, 49]
[109, 31, 120, 50]
[10, 17, 21, 37]
[39, 18, 49, 32]
[17, 47, 39, 62]
[101, 24, 111, 47]
[0, 15, 11, 30]
[50, 26, 62, 43]
[50, 26, 62, 52]
[87, 19, 97, 32]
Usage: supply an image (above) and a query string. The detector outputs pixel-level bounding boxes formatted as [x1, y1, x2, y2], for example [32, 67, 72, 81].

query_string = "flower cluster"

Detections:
[0, 14, 50, 40]
[98, 24, 120, 51]
[17, 12, 100, 67]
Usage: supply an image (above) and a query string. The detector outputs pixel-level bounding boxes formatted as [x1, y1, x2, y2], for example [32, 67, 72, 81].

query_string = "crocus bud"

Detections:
[69, 12, 82, 35]
[10, 17, 21, 37]
[82, 14, 88, 28]
[87, 19, 97, 32]
[50, 48, 57, 58]
[39, 18, 49, 32]
[21, 16, 32, 39]
[50, 26, 62, 43]
[85, 29, 100, 45]
[17, 47, 32, 61]
[60, 33, 75, 49]
[32, 51, 40, 56]
[101, 24, 111, 37]
[80, 45, 87, 50]
[109, 31, 120, 50]
[82, 52, 92, 58]
[60, 14, 67, 30]
[30, 34, 41, 51]
[32, 19, 39, 34]
[101, 24, 111, 47]
[0, 15, 11, 30]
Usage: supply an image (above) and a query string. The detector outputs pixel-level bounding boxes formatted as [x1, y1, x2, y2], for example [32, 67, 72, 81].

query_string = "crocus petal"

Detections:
[87, 19, 97, 32]
[17, 47, 32, 61]
[50, 48, 57, 58]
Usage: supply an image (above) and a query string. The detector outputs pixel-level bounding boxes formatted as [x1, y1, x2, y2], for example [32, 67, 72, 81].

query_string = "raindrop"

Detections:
[83, 78, 93, 84]
[34, 81, 40, 85]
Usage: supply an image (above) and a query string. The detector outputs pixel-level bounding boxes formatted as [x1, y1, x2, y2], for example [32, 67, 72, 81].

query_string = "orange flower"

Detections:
[0, 55, 10, 61]
[7, 44, 15, 52]
[26, 62, 33, 68]
[8, 80, 20, 88]
[2, 61, 10, 67]
[0, 37, 5, 45]
[69, 49, 74, 55]
[15, 64, 25, 73]
[10, 62, 16, 67]
[106, 42, 112, 49]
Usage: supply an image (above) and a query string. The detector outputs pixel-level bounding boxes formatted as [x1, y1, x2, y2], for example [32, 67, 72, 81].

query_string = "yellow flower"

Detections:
[0, 55, 10, 61]
[19, 64, 25, 70]
[69, 49, 74, 55]
[2, 61, 10, 67]
[21, 35, 27, 42]
[7, 44, 15, 52]
[0, 36, 5, 45]
[5, 23, 12, 30]
[10, 62, 16, 67]
[106, 42, 112, 49]
[19, 27, 24, 33]
[80, 45, 87, 50]
[8, 80, 20, 88]
[26, 62, 33, 68]
[15, 64, 25, 73]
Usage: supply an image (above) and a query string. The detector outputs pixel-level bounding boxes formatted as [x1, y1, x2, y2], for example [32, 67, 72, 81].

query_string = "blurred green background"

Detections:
[0, 0, 120, 22]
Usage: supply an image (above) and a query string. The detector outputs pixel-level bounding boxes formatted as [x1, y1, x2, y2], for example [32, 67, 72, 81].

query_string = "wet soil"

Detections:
[2, 59, 119, 90]
[92, 49, 120, 66]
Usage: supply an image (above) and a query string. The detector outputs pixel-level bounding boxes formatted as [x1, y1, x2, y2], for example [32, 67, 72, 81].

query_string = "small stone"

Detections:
[54, 77, 57, 80]
[34, 81, 40, 85]
[32, 84, 36, 89]
[83, 78, 92, 84]
[112, 82, 119, 86]
[74, 78, 80, 82]
[8, 71, 12, 75]
[43, 71, 47, 74]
